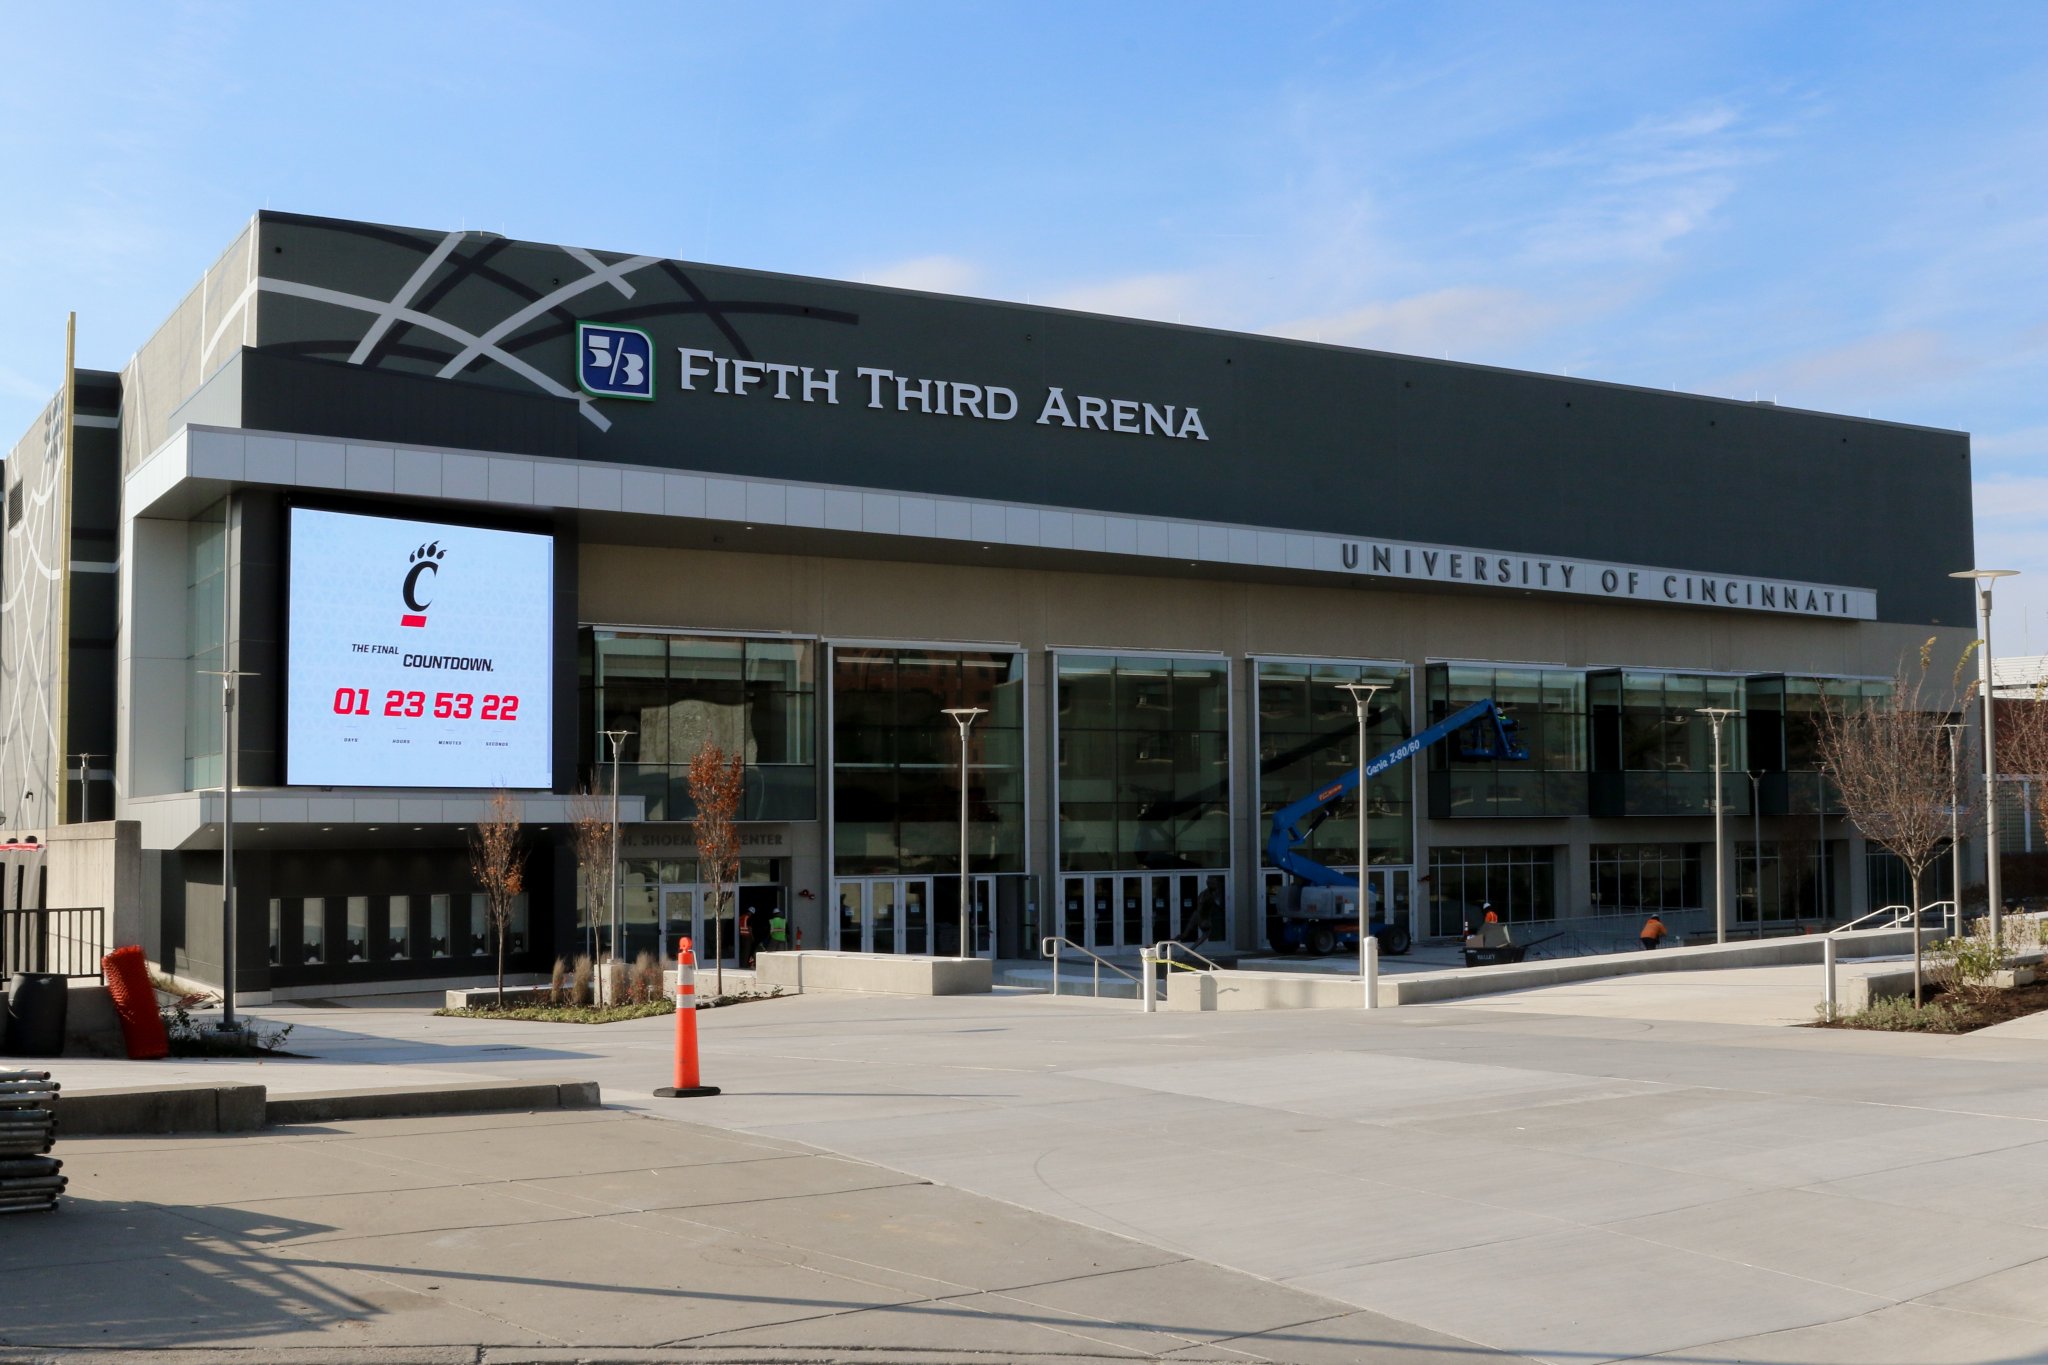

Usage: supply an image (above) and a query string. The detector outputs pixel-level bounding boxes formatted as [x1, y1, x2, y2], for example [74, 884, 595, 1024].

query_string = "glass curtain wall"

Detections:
[1590, 844, 1702, 915]
[184, 501, 228, 789]
[832, 649, 1025, 877]
[586, 633, 816, 821]
[1255, 660, 1413, 868]
[1589, 672, 1749, 817]
[1747, 676, 1893, 814]
[1426, 665, 1587, 818]
[1425, 846, 1558, 934]
[1056, 655, 1229, 872]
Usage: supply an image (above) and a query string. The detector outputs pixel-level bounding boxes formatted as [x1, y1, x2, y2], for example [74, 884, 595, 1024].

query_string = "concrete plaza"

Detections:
[28, 962, 2048, 1363]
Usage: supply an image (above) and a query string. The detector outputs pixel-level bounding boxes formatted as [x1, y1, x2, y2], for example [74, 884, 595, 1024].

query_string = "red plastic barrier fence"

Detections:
[100, 945, 169, 1060]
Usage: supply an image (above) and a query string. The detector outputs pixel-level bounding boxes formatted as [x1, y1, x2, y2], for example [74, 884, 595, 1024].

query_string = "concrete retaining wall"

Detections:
[62, 1077, 602, 1134]
[1167, 970, 1370, 1011]
[754, 950, 992, 996]
[1168, 928, 1922, 1011]
[1843, 950, 2045, 1012]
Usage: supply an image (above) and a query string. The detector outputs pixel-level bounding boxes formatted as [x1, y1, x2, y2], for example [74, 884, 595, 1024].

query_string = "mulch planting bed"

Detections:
[1813, 980, 2048, 1034]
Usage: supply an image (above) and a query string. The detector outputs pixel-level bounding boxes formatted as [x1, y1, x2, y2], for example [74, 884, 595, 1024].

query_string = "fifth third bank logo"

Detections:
[576, 321, 656, 401]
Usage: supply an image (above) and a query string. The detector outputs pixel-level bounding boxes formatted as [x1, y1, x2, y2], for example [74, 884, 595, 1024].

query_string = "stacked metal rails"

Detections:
[0, 1070, 63, 1213]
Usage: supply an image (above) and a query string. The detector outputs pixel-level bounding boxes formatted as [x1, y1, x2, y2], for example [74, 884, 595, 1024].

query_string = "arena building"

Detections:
[0, 211, 1980, 997]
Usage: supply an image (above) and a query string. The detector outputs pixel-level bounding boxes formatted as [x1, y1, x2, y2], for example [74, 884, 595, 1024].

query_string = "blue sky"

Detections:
[4, 2, 2046, 643]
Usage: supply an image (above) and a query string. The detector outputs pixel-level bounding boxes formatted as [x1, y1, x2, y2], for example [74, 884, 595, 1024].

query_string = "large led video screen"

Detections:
[285, 507, 554, 789]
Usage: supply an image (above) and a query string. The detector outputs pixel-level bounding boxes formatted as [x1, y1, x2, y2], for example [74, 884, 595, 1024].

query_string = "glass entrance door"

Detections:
[657, 884, 746, 965]
[660, 885, 695, 964]
[831, 877, 936, 954]
[971, 875, 996, 958]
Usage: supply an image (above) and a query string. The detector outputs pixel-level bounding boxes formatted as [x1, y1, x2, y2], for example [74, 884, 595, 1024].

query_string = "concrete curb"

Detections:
[60, 1077, 601, 1134]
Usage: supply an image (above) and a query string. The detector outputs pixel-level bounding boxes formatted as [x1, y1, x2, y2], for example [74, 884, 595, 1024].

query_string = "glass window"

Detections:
[387, 895, 413, 961]
[346, 896, 369, 963]
[1425, 846, 1558, 935]
[1588, 670, 1750, 817]
[267, 898, 281, 967]
[1057, 655, 1230, 873]
[301, 898, 326, 965]
[184, 503, 228, 790]
[429, 894, 452, 959]
[470, 893, 490, 957]
[834, 649, 1026, 877]
[1590, 844, 1702, 915]
[1427, 665, 1586, 818]
[586, 631, 819, 821]
[1257, 660, 1414, 870]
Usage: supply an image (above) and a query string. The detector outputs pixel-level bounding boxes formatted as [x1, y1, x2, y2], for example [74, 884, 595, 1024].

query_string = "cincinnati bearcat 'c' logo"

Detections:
[401, 542, 445, 627]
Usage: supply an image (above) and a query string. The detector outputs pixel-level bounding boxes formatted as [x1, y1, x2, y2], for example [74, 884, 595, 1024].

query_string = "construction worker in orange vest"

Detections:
[1640, 913, 1667, 951]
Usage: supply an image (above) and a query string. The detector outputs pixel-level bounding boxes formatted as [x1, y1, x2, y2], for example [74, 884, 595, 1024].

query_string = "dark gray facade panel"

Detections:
[51, 209, 1951, 630]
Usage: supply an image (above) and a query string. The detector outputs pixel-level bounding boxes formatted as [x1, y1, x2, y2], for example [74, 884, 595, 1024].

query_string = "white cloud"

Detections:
[858, 255, 983, 295]
[1265, 285, 1569, 356]
[1043, 272, 1207, 324]
[1973, 424, 2048, 464]
[1714, 330, 1968, 407]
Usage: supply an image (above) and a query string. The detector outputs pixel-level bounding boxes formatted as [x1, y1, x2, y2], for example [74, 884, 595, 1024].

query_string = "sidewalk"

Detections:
[33, 978, 2048, 1364]
[9, 1107, 1500, 1363]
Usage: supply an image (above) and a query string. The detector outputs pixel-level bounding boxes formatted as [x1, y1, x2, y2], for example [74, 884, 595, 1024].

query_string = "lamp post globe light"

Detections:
[1337, 681, 1388, 980]
[941, 708, 987, 960]
[1950, 569, 2018, 945]
[1697, 707, 1736, 945]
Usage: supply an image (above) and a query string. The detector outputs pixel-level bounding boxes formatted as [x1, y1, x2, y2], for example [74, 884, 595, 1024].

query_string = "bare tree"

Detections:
[687, 740, 744, 997]
[1997, 689, 2048, 879]
[1817, 651, 1966, 1004]
[568, 784, 612, 963]
[468, 790, 527, 1008]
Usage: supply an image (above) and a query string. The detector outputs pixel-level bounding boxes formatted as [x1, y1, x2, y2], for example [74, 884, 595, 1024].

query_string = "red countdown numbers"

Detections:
[329, 687, 519, 722]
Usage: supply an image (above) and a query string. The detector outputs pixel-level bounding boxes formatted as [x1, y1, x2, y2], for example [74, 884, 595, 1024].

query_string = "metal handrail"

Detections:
[1152, 941, 1223, 973]
[1040, 936, 1141, 999]
[1819, 901, 1955, 1022]
[1830, 901, 1952, 937]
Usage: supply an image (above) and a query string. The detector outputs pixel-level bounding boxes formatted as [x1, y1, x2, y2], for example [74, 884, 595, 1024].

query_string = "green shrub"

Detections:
[1823, 994, 1972, 1033]
[434, 999, 675, 1024]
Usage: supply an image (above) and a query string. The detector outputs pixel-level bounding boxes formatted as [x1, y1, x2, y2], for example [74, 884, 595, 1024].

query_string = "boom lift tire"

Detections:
[1308, 924, 1337, 956]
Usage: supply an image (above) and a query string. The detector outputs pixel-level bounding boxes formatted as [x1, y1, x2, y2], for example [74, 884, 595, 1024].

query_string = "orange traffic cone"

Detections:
[655, 937, 720, 1099]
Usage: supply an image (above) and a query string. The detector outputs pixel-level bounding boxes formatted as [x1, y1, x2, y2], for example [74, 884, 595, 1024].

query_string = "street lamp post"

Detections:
[1747, 770, 1764, 939]
[200, 669, 257, 1032]
[1698, 708, 1735, 945]
[70, 753, 95, 825]
[1951, 568, 2019, 946]
[941, 707, 987, 959]
[1942, 722, 1964, 938]
[1337, 681, 1388, 982]
[604, 729, 632, 969]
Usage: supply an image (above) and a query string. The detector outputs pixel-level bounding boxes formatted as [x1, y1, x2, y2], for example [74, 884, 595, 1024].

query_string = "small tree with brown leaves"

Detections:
[468, 790, 527, 1007]
[687, 740, 744, 996]
[568, 784, 613, 963]
[1818, 654, 1965, 1005]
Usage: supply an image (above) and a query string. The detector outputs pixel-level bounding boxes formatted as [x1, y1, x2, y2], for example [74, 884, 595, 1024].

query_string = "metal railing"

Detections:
[1138, 941, 1225, 1013]
[1153, 941, 1223, 973]
[0, 908, 106, 983]
[1040, 936, 1141, 1001]
[1819, 901, 1953, 1021]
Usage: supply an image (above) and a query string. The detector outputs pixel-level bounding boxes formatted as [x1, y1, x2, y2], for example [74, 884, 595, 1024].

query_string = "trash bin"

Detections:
[3, 974, 67, 1057]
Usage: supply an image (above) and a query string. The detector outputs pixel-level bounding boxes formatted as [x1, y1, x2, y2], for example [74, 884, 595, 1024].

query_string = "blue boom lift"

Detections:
[1265, 698, 1528, 956]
